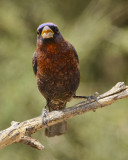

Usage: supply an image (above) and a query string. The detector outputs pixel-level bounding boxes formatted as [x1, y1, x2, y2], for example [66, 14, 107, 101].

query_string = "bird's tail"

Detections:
[45, 101, 67, 137]
[45, 121, 67, 137]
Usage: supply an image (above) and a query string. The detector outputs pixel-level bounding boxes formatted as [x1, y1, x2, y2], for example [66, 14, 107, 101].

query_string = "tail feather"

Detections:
[45, 101, 67, 137]
[45, 121, 67, 137]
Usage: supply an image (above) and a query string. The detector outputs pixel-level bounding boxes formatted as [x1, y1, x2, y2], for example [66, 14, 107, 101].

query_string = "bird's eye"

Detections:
[54, 27, 59, 34]
[37, 31, 39, 35]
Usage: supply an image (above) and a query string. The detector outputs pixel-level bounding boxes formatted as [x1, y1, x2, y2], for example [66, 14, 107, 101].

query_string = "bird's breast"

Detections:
[36, 44, 80, 101]
[36, 48, 79, 78]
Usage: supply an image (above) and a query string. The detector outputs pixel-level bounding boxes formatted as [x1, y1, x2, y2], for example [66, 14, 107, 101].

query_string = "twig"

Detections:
[0, 82, 128, 150]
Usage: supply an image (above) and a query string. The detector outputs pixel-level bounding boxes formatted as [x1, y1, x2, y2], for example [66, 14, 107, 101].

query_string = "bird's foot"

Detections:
[73, 92, 101, 111]
[41, 108, 49, 128]
[86, 92, 99, 103]
[73, 92, 99, 101]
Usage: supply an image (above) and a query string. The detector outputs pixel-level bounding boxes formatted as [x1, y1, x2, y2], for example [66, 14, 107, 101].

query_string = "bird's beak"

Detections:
[41, 26, 54, 39]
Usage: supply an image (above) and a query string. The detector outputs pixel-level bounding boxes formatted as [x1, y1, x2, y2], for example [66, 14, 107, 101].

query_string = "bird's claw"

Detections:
[86, 92, 101, 111]
[41, 108, 49, 128]
[87, 92, 99, 102]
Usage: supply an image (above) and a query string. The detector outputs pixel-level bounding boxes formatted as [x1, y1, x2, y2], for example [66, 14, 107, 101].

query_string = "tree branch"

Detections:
[0, 82, 128, 150]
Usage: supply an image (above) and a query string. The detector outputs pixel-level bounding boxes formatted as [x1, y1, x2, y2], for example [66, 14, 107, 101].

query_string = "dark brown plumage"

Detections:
[33, 23, 80, 137]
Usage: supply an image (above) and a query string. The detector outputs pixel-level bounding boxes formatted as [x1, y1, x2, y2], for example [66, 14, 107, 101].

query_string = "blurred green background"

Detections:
[0, 0, 128, 159]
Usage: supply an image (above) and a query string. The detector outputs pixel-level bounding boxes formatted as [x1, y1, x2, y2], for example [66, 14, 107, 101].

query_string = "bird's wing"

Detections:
[32, 52, 37, 75]
[69, 42, 79, 63]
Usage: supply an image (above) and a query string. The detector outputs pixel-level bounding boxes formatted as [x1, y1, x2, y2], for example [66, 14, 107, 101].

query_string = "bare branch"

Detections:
[0, 82, 128, 150]
[20, 136, 44, 150]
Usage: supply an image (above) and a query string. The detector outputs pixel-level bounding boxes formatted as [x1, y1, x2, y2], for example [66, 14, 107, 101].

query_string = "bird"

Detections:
[32, 22, 97, 137]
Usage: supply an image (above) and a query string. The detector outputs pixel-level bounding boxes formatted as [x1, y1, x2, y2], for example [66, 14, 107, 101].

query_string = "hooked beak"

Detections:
[41, 26, 54, 39]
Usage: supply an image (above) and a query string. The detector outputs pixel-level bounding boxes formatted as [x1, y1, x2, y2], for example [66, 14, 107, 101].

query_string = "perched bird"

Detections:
[33, 23, 93, 137]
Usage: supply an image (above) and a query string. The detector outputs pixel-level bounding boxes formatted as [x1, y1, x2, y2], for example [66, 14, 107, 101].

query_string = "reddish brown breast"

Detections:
[36, 41, 80, 102]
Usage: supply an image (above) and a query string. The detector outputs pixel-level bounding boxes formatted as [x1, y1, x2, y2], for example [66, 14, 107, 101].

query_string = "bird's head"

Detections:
[37, 23, 63, 46]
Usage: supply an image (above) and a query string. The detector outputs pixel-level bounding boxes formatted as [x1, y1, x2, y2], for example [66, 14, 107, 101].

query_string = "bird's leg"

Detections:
[73, 92, 99, 101]
[41, 102, 49, 128]
[73, 92, 101, 111]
